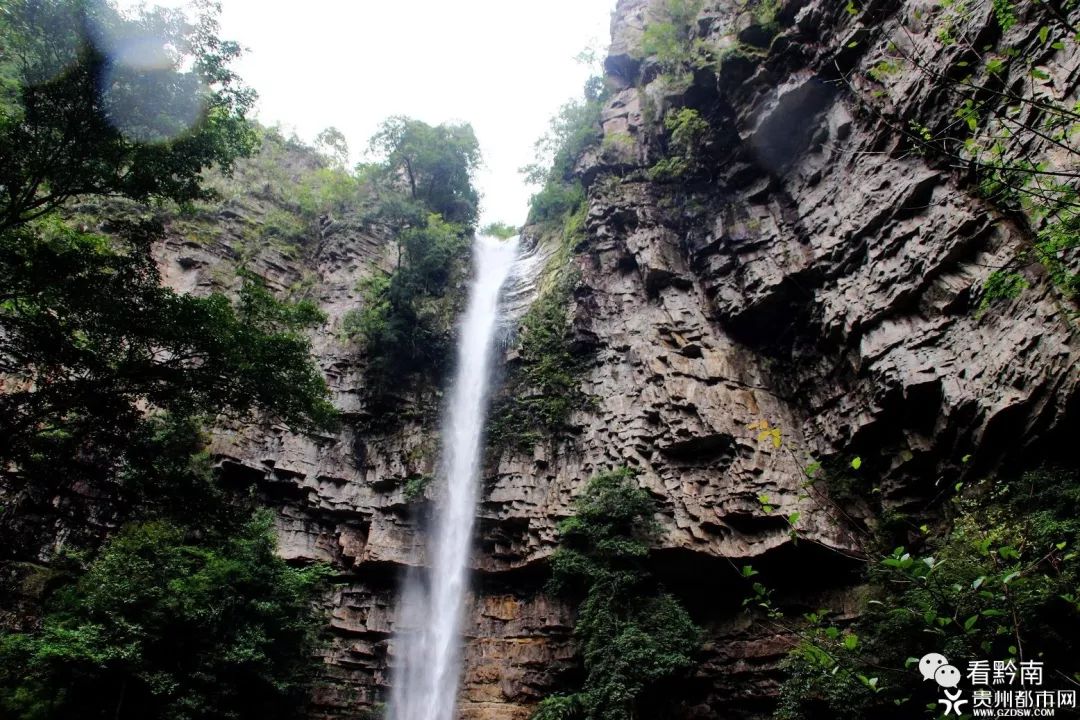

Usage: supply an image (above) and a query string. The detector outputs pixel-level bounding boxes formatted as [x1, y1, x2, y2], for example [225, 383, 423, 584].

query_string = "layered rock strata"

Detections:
[141, 1, 1080, 718]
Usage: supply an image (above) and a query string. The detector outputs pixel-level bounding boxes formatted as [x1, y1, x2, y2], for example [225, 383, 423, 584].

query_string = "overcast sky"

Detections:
[120, 0, 616, 227]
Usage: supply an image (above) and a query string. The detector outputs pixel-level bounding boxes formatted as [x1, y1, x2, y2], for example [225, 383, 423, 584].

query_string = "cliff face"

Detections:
[146, 1, 1079, 719]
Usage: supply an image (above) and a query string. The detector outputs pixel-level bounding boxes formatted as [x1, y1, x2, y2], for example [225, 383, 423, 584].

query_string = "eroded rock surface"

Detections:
[142, 1, 1080, 717]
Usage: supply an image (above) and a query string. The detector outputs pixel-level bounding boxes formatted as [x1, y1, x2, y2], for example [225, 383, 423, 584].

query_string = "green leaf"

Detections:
[850, 456, 862, 470]
[998, 545, 1020, 560]
[843, 634, 859, 650]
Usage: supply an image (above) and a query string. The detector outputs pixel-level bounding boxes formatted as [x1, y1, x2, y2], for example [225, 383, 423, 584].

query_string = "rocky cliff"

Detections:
[146, 1, 1079, 718]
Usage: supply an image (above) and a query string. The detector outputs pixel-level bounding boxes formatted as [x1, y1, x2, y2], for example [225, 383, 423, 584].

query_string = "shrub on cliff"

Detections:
[344, 211, 471, 408]
[487, 247, 586, 451]
[342, 118, 481, 409]
[774, 467, 1080, 719]
[536, 468, 700, 720]
[523, 96, 603, 224]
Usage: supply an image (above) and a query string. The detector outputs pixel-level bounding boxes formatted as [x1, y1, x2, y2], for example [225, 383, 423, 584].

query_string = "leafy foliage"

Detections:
[346, 212, 471, 406]
[339, 117, 481, 409]
[488, 236, 586, 451]
[480, 221, 519, 239]
[647, 107, 711, 182]
[638, 0, 708, 75]
[776, 468, 1080, 719]
[537, 469, 700, 720]
[0, 218, 335, 478]
[523, 98, 603, 224]
[401, 474, 433, 503]
[368, 116, 481, 226]
[0, 5, 335, 716]
[0, 516, 330, 720]
[0, 0, 257, 230]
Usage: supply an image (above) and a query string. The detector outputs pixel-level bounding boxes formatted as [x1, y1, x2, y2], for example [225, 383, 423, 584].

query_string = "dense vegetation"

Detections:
[0, 2, 334, 717]
[488, 76, 607, 451]
[534, 469, 700, 720]
[487, 217, 588, 451]
[341, 117, 482, 412]
[0, 516, 329, 720]
[768, 467, 1080, 720]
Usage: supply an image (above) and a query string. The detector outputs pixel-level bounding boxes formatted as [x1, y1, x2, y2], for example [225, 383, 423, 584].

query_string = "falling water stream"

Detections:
[389, 234, 525, 720]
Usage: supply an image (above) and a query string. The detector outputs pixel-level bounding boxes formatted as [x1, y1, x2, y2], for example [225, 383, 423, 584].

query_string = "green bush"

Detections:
[480, 221, 519, 239]
[295, 166, 361, 219]
[647, 107, 711, 182]
[0, 516, 330, 720]
[524, 98, 603, 225]
[488, 263, 585, 451]
[776, 468, 1080, 719]
[351, 213, 471, 407]
[537, 469, 700, 720]
[401, 474, 433, 503]
[637, 0, 709, 74]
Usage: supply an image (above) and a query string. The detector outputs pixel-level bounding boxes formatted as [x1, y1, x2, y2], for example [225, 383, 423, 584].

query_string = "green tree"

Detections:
[0, 516, 330, 720]
[342, 117, 483, 408]
[0, 4, 337, 716]
[0, 217, 336, 558]
[346, 212, 470, 403]
[0, 0, 335, 552]
[538, 469, 700, 720]
[368, 116, 481, 226]
[0, 0, 257, 231]
[522, 97, 602, 224]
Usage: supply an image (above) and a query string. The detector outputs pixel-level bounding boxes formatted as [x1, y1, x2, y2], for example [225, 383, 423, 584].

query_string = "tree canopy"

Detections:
[368, 115, 481, 225]
[0, 0, 257, 231]
[0, 2, 334, 717]
[344, 117, 483, 412]
[0, 516, 329, 720]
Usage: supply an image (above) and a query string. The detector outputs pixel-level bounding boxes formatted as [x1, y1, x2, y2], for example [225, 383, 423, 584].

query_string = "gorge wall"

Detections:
[146, 1, 1079, 718]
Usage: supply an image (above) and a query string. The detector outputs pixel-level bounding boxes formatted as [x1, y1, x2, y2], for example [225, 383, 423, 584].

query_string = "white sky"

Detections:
[121, 0, 616, 227]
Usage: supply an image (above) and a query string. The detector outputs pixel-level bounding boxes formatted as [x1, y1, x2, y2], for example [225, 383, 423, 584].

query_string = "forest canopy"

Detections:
[0, 2, 335, 717]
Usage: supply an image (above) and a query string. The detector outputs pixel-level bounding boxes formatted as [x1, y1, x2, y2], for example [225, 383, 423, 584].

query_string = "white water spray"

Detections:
[389, 234, 522, 720]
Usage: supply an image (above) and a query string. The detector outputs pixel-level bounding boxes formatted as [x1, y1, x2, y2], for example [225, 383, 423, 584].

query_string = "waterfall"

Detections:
[389, 234, 522, 720]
